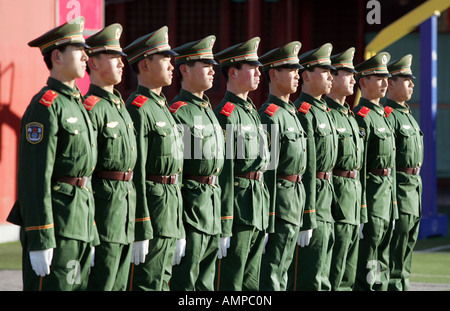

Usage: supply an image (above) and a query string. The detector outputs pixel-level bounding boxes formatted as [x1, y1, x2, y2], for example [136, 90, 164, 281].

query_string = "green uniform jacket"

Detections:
[126, 85, 184, 240]
[383, 99, 423, 217]
[84, 84, 140, 244]
[259, 95, 307, 232]
[326, 97, 366, 225]
[169, 89, 224, 235]
[8, 77, 98, 251]
[214, 91, 271, 237]
[354, 98, 398, 222]
[294, 92, 338, 229]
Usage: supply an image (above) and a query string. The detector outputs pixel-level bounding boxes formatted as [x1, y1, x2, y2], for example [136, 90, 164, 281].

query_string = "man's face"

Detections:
[234, 63, 261, 92]
[303, 67, 333, 96]
[89, 53, 124, 85]
[59, 45, 88, 79]
[388, 76, 414, 102]
[183, 61, 215, 92]
[145, 54, 174, 87]
[271, 67, 300, 95]
[331, 70, 355, 97]
[360, 75, 388, 99]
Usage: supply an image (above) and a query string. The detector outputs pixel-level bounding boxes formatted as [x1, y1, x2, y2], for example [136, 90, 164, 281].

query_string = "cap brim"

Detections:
[245, 60, 263, 66]
[199, 59, 219, 65]
[70, 42, 91, 49]
[159, 50, 178, 57]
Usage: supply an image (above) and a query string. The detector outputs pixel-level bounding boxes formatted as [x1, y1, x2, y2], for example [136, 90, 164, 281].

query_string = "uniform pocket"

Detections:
[59, 121, 88, 157]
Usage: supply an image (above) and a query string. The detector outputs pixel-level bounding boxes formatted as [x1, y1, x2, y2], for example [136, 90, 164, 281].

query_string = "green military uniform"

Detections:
[325, 47, 366, 291]
[213, 37, 271, 291]
[7, 17, 99, 291]
[384, 55, 422, 291]
[353, 52, 398, 291]
[257, 42, 307, 291]
[287, 43, 338, 291]
[168, 36, 225, 291]
[123, 27, 184, 291]
[83, 24, 142, 291]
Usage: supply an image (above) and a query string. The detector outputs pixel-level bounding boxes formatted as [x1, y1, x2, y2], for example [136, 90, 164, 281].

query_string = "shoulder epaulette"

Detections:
[39, 90, 59, 107]
[264, 103, 279, 117]
[298, 102, 311, 114]
[384, 106, 394, 118]
[131, 95, 148, 108]
[357, 106, 370, 118]
[83, 95, 100, 111]
[220, 102, 236, 117]
[169, 101, 187, 113]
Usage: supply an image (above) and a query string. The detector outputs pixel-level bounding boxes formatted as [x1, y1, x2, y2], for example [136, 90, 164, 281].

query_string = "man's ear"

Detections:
[51, 49, 63, 65]
[269, 68, 277, 81]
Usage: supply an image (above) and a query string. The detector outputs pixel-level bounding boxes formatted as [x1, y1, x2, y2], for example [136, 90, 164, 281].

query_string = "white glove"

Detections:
[262, 233, 269, 254]
[297, 229, 312, 247]
[131, 240, 149, 265]
[90, 247, 95, 268]
[29, 248, 54, 277]
[218, 236, 231, 259]
[392, 220, 396, 231]
[173, 238, 186, 265]
[359, 223, 364, 240]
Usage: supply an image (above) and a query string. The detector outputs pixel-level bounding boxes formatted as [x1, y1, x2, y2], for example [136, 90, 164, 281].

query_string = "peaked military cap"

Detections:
[172, 35, 218, 65]
[215, 37, 262, 67]
[330, 47, 357, 73]
[355, 52, 391, 78]
[388, 54, 415, 79]
[85, 23, 126, 57]
[28, 16, 89, 55]
[259, 41, 304, 72]
[299, 43, 335, 70]
[123, 26, 177, 65]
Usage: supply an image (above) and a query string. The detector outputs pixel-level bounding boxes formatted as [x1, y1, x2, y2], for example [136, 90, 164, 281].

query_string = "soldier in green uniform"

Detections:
[168, 35, 225, 291]
[287, 43, 338, 291]
[83, 24, 142, 291]
[384, 55, 422, 291]
[257, 42, 307, 291]
[325, 47, 366, 291]
[123, 26, 184, 291]
[353, 52, 398, 291]
[7, 17, 98, 291]
[213, 37, 271, 291]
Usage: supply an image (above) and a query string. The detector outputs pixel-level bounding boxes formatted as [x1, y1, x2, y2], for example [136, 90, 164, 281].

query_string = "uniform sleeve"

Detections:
[215, 111, 235, 237]
[355, 114, 370, 224]
[18, 102, 58, 251]
[127, 104, 153, 241]
[297, 112, 317, 231]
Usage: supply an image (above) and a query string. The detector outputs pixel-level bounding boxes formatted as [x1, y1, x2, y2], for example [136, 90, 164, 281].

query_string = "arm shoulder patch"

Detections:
[169, 101, 187, 113]
[357, 106, 370, 118]
[264, 103, 279, 117]
[132, 95, 148, 108]
[220, 102, 236, 117]
[298, 101, 311, 114]
[39, 90, 59, 107]
[384, 106, 394, 118]
[83, 95, 100, 111]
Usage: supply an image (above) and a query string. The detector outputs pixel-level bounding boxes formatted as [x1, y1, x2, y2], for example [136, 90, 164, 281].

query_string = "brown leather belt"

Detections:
[333, 169, 359, 179]
[95, 170, 133, 181]
[235, 171, 264, 182]
[277, 174, 302, 183]
[397, 167, 421, 175]
[146, 174, 179, 184]
[316, 171, 332, 180]
[368, 168, 392, 176]
[55, 176, 89, 188]
[184, 174, 217, 185]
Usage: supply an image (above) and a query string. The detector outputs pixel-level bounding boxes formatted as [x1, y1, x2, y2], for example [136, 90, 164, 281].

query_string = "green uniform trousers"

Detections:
[287, 220, 334, 291]
[22, 232, 93, 291]
[171, 224, 220, 291]
[388, 212, 420, 291]
[355, 214, 394, 291]
[329, 223, 359, 291]
[128, 236, 177, 291]
[260, 218, 299, 291]
[87, 242, 132, 291]
[215, 224, 265, 291]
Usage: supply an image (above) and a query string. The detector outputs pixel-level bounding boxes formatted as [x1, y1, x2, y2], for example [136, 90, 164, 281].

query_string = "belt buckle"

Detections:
[80, 177, 89, 190]
[173, 174, 179, 184]
[210, 175, 217, 186]
[386, 168, 392, 176]
[256, 171, 264, 182]
[125, 170, 133, 181]
[325, 171, 331, 180]
[353, 170, 359, 179]
[414, 167, 421, 175]
[297, 174, 302, 182]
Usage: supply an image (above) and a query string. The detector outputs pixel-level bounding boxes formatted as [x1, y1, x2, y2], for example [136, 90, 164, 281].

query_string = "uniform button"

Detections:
[216, 168, 220, 173]
[53, 185, 61, 191]
[129, 124, 132, 128]
[92, 143, 95, 147]
[74, 129, 79, 135]
[117, 105, 121, 109]
[234, 182, 239, 186]
[114, 134, 118, 139]
[132, 146, 135, 151]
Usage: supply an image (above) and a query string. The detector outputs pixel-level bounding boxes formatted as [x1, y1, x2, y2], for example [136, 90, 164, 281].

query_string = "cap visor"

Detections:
[159, 50, 178, 57]
[200, 59, 219, 65]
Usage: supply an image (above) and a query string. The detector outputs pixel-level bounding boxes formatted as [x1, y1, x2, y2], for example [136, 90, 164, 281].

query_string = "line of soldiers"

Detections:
[7, 17, 423, 292]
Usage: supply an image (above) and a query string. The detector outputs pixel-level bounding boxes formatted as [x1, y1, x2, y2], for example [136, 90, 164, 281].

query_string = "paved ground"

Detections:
[1, 269, 450, 291]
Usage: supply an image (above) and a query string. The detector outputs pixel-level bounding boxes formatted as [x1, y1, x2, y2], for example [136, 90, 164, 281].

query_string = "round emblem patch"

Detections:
[26, 122, 44, 144]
